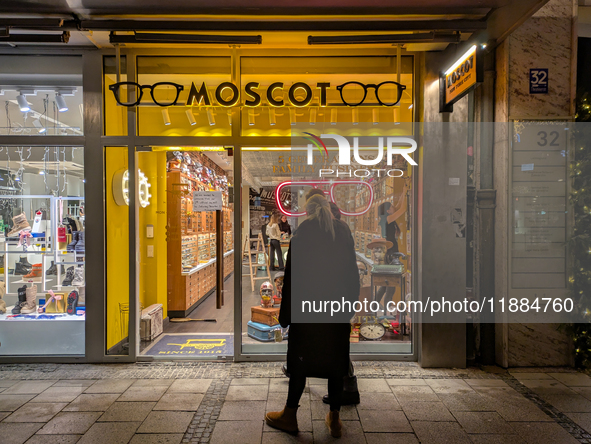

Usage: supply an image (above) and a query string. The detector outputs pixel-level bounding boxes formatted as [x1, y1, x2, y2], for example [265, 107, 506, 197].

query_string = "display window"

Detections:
[0, 146, 85, 355]
[102, 51, 415, 360]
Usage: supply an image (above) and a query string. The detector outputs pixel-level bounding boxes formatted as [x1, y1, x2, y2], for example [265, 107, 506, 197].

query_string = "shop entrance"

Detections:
[135, 147, 235, 359]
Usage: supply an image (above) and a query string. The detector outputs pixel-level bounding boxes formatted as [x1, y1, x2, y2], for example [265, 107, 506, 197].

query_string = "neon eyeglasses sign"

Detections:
[275, 180, 374, 217]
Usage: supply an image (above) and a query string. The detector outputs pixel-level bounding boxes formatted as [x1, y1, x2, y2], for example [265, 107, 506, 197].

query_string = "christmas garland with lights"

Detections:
[568, 92, 591, 368]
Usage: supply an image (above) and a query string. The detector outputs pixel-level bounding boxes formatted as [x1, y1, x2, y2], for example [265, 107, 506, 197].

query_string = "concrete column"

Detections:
[493, 0, 576, 367]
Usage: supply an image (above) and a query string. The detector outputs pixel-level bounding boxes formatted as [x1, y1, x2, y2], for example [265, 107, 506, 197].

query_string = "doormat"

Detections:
[142, 333, 234, 357]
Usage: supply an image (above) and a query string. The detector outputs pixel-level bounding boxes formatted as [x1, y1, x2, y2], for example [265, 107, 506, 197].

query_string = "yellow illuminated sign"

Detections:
[445, 45, 476, 105]
[441, 45, 481, 112]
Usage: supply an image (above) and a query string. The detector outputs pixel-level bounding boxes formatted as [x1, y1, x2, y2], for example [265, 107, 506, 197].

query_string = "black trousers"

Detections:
[286, 374, 343, 411]
[269, 239, 284, 269]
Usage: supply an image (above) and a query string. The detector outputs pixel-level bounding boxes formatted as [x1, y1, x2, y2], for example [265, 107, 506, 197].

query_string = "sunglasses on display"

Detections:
[109, 82, 184, 107]
[336, 81, 406, 107]
[275, 180, 374, 217]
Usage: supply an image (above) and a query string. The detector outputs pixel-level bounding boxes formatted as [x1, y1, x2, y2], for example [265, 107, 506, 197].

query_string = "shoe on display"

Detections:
[71, 266, 85, 287]
[46, 261, 56, 275]
[11, 285, 27, 314]
[74, 231, 85, 253]
[46, 261, 65, 276]
[66, 290, 79, 315]
[67, 231, 79, 252]
[19, 256, 33, 271]
[62, 266, 75, 286]
[23, 264, 42, 279]
[20, 285, 37, 314]
[7, 213, 31, 237]
[14, 262, 30, 275]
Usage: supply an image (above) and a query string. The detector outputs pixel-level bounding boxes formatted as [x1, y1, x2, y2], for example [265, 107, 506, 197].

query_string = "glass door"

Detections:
[135, 147, 235, 359]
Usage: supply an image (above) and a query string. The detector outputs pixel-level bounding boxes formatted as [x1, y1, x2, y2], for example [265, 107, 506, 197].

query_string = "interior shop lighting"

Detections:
[289, 108, 296, 126]
[444, 45, 476, 76]
[331, 108, 337, 125]
[162, 108, 171, 126]
[227, 109, 232, 126]
[55, 93, 68, 112]
[16, 94, 30, 112]
[352, 108, 359, 125]
[207, 108, 215, 126]
[309, 108, 317, 126]
[33, 119, 46, 133]
[372, 109, 379, 125]
[248, 109, 255, 126]
[269, 108, 276, 126]
[38, 170, 45, 175]
[186, 109, 197, 126]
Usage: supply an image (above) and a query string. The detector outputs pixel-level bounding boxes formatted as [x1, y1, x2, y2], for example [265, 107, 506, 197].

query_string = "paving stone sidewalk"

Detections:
[0, 362, 590, 443]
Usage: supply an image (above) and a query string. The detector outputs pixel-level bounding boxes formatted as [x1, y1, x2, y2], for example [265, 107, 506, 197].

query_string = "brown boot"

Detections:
[265, 406, 298, 434]
[325, 410, 342, 438]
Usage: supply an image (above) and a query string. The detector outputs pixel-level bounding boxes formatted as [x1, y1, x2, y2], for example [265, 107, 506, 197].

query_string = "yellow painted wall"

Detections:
[138, 152, 168, 315]
[106, 147, 129, 351]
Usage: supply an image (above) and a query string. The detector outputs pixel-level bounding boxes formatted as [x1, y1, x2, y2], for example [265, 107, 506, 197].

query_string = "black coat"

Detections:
[279, 218, 360, 379]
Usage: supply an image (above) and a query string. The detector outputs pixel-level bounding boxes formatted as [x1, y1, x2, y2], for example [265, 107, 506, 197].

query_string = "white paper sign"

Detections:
[192, 191, 223, 211]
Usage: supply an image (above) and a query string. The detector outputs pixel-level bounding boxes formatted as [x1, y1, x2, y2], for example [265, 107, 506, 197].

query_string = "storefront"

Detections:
[0, 0, 570, 367]
[100, 45, 419, 362]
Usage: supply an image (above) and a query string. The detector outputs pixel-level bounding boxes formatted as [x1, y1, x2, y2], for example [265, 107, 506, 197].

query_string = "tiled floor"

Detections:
[0, 363, 590, 443]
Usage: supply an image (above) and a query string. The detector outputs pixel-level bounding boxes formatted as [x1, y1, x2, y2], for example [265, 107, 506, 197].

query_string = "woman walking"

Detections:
[265, 194, 360, 438]
[267, 212, 284, 271]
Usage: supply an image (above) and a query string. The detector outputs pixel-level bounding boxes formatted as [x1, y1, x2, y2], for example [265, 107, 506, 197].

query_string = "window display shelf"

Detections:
[0, 312, 85, 321]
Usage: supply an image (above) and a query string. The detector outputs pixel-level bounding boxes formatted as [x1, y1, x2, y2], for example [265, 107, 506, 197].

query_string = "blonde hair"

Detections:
[306, 194, 335, 239]
[270, 212, 280, 225]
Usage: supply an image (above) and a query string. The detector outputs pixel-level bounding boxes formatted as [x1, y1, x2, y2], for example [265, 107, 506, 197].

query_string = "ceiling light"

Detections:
[55, 93, 68, 112]
[248, 109, 255, 126]
[289, 108, 296, 126]
[16, 94, 29, 112]
[331, 108, 337, 125]
[33, 119, 46, 133]
[227, 109, 232, 126]
[372, 109, 379, 125]
[38, 170, 45, 175]
[162, 108, 171, 126]
[309, 108, 317, 126]
[269, 108, 276, 126]
[352, 108, 358, 125]
[408, 104, 414, 109]
[186, 109, 197, 126]
[207, 108, 215, 126]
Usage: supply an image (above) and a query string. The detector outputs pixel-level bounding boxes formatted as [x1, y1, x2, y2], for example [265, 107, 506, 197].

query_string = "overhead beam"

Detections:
[80, 19, 487, 33]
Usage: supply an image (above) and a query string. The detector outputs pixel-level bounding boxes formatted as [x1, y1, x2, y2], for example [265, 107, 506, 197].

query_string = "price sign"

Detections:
[193, 191, 222, 211]
[529, 69, 548, 94]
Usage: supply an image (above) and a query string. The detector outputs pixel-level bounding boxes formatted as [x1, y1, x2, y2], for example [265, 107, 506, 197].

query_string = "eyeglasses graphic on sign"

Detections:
[275, 180, 374, 217]
[109, 82, 184, 107]
[336, 81, 406, 107]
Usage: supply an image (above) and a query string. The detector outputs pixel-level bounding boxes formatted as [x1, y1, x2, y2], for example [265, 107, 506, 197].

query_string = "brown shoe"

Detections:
[325, 410, 342, 438]
[265, 406, 298, 434]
